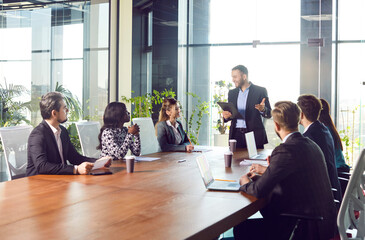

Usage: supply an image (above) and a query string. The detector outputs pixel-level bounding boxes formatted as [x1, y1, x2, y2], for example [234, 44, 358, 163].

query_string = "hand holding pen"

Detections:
[186, 136, 194, 153]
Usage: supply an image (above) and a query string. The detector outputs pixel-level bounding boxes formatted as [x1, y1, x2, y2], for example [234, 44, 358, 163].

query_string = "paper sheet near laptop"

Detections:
[240, 160, 268, 166]
[196, 155, 240, 191]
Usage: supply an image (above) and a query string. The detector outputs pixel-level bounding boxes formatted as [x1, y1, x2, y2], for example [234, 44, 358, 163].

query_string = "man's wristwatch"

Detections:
[73, 165, 79, 175]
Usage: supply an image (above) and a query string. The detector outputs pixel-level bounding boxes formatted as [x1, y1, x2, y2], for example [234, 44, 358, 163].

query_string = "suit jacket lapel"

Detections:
[177, 121, 186, 144]
[41, 120, 64, 163]
[232, 88, 239, 109]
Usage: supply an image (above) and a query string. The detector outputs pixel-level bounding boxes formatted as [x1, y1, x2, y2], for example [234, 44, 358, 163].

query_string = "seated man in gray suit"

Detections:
[234, 101, 337, 240]
[27, 92, 109, 176]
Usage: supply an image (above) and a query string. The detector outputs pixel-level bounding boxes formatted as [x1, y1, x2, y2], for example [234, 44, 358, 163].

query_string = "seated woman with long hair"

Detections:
[97, 102, 141, 160]
[156, 98, 194, 152]
[319, 98, 350, 194]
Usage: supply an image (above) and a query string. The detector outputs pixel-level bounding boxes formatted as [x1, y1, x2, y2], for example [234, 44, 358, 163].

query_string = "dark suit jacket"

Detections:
[227, 83, 271, 147]
[303, 120, 342, 202]
[26, 120, 95, 176]
[241, 132, 337, 240]
[156, 120, 190, 152]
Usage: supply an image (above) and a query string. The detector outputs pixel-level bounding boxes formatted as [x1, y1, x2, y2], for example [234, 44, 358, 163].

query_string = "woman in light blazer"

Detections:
[156, 98, 194, 152]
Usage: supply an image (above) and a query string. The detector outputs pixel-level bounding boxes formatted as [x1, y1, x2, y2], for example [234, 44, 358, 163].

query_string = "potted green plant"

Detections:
[183, 92, 210, 145]
[212, 80, 233, 134]
[0, 81, 30, 128]
[121, 89, 176, 118]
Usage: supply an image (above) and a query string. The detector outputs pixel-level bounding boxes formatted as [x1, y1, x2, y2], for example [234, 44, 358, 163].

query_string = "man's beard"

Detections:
[275, 129, 282, 140]
[58, 117, 67, 124]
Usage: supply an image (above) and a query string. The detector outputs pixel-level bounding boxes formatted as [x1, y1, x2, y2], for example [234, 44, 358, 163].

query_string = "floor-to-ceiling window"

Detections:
[335, 0, 365, 166]
[178, 0, 300, 147]
[0, 0, 109, 126]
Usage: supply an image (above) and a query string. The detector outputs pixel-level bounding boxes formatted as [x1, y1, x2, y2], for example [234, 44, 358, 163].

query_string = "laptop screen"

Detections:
[196, 155, 214, 186]
[245, 131, 258, 158]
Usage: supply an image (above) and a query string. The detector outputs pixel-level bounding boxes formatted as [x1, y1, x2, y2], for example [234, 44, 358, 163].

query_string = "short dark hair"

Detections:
[40, 92, 64, 119]
[232, 65, 248, 76]
[272, 101, 301, 131]
[297, 94, 322, 122]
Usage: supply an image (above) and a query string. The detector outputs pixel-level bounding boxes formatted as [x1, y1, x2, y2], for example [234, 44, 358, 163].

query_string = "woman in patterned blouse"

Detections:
[97, 102, 141, 160]
[155, 98, 194, 152]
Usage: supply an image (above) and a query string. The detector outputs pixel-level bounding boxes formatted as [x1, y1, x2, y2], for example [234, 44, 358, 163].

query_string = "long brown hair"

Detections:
[319, 98, 343, 150]
[155, 98, 178, 135]
[158, 97, 178, 122]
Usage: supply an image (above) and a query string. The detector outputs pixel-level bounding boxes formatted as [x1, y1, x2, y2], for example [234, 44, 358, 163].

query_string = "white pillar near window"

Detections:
[118, 0, 133, 107]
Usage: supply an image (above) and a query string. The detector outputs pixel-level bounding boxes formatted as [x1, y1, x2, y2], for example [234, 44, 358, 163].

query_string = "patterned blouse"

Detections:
[100, 127, 141, 160]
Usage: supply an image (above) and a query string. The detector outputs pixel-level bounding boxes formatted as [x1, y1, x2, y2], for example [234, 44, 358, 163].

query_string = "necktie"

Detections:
[56, 129, 65, 165]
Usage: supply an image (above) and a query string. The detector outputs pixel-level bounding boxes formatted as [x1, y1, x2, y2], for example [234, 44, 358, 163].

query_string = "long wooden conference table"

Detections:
[0, 147, 268, 239]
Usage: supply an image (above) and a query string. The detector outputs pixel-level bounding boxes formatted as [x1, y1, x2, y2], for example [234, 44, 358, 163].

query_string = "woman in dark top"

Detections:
[155, 98, 194, 152]
[97, 102, 141, 160]
[319, 98, 350, 194]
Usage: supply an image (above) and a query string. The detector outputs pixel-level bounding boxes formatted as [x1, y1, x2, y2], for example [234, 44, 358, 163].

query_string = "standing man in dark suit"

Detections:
[234, 101, 337, 240]
[26, 92, 107, 176]
[297, 94, 342, 203]
[223, 65, 271, 148]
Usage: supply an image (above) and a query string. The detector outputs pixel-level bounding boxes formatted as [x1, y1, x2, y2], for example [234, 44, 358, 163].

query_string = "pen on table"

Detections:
[215, 179, 236, 182]
[177, 159, 186, 163]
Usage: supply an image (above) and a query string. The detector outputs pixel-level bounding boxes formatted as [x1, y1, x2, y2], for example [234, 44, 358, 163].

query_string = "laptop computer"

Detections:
[245, 131, 269, 160]
[196, 155, 240, 191]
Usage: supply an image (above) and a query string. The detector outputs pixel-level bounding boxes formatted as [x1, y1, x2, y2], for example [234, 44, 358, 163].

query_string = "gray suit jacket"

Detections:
[156, 120, 189, 152]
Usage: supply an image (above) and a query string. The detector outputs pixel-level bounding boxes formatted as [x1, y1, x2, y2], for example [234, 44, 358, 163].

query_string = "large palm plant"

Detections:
[54, 82, 83, 122]
[0, 81, 30, 127]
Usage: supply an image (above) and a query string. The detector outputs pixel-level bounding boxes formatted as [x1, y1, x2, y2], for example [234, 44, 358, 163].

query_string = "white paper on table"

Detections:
[92, 156, 112, 170]
[240, 159, 269, 166]
[135, 156, 160, 162]
[192, 145, 213, 152]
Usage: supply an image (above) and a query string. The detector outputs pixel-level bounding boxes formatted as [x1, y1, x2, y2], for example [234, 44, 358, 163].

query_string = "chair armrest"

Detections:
[338, 177, 349, 182]
[338, 172, 351, 176]
[280, 213, 323, 221]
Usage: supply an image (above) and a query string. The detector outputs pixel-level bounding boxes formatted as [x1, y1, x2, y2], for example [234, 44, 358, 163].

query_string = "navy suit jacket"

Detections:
[241, 132, 337, 239]
[156, 120, 189, 152]
[26, 120, 95, 176]
[303, 120, 342, 202]
[227, 83, 271, 147]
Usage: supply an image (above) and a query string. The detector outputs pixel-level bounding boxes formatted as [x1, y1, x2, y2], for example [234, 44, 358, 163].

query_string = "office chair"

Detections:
[75, 121, 101, 158]
[0, 125, 33, 180]
[132, 117, 161, 155]
[337, 148, 365, 240]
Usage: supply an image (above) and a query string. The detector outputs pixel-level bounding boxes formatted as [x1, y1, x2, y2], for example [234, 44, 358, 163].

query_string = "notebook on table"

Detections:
[196, 155, 240, 191]
[245, 131, 269, 160]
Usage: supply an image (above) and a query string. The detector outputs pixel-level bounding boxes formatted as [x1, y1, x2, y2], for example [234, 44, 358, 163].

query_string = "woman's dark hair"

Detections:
[319, 98, 343, 150]
[97, 102, 127, 150]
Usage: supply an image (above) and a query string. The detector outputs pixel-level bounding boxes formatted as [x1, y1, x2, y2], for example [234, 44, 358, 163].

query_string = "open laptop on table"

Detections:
[245, 131, 269, 160]
[196, 155, 240, 191]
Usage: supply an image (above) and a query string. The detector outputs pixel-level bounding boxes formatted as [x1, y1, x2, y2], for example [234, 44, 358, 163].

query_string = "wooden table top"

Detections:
[0, 147, 268, 240]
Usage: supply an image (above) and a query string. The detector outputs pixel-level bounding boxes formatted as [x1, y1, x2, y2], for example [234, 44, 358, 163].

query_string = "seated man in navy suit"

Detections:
[26, 92, 108, 176]
[234, 101, 336, 240]
[297, 94, 342, 203]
